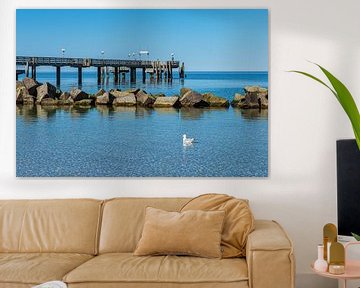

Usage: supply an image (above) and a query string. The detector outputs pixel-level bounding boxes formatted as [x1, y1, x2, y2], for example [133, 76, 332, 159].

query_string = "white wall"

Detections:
[1, 0, 359, 287]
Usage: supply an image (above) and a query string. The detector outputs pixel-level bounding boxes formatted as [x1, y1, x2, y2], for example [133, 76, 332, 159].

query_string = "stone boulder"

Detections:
[16, 81, 24, 89]
[236, 86, 268, 109]
[96, 92, 115, 105]
[136, 90, 155, 107]
[36, 82, 57, 103]
[41, 98, 59, 106]
[59, 92, 71, 101]
[73, 99, 93, 107]
[112, 94, 137, 106]
[23, 96, 35, 105]
[22, 77, 40, 96]
[231, 93, 246, 107]
[56, 89, 62, 97]
[70, 88, 88, 102]
[16, 84, 30, 104]
[110, 90, 132, 98]
[202, 93, 229, 107]
[180, 90, 209, 107]
[153, 96, 181, 108]
[180, 87, 192, 97]
[126, 88, 141, 95]
[153, 93, 165, 98]
[257, 94, 268, 109]
[89, 94, 97, 102]
[95, 88, 106, 97]
[244, 86, 268, 96]
[58, 98, 74, 106]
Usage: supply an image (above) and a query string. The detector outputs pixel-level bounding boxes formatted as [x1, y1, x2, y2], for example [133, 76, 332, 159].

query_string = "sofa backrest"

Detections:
[99, 197, 190, 253]
[0, 199, 102, 255]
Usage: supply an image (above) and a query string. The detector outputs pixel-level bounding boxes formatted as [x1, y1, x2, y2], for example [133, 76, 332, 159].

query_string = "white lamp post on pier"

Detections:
[61, 48, 66, 63]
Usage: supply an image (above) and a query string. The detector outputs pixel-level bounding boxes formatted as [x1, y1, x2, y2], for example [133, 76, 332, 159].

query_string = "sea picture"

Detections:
[16, 9, 269, 177]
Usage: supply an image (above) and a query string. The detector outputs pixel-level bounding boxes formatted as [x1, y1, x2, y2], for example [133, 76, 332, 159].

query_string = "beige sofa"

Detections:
[0, 198, 295, 288]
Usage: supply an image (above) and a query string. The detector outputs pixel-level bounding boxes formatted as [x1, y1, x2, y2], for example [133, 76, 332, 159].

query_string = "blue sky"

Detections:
[16, 9, 268, 71]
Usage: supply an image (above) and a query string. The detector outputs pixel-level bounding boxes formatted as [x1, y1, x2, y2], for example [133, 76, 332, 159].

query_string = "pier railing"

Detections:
[16, 56, 180, 68]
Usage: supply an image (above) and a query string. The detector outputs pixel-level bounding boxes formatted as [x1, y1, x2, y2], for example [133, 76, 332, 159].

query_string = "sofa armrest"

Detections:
[246, 220, 295, 288]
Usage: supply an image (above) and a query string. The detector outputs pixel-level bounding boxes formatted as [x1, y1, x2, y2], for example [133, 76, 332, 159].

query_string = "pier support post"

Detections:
[168, 61, 172, 80]
[130, 67, 136, 83]
[161, 64, 164, 80]
[179, 62, 185, 79]
[56, 66, 61, 87]
[97, 67, 101, 85]
[101, 67, 105, 82]
[142, 67, 146, 83]
[114, 67, 119, 84]
[78, 66, 82, 86]
[32, 65, 37, 80]
[122, 72, 126, 82]
[25, 62, 29, 77]
[164, 63, 168, 80]
[156, 62, 160, 81]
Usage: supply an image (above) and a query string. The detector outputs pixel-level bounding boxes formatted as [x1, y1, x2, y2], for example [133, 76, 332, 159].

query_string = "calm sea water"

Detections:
[16, 71, 268, 177]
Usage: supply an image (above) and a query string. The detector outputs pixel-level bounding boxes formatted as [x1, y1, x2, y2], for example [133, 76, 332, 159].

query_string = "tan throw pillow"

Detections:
[134, 207, 225, 258]
[181, 193, 254, 258]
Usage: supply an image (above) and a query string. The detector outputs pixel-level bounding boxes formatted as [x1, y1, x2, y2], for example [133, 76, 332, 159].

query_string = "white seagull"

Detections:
[183, 134, 194, 146]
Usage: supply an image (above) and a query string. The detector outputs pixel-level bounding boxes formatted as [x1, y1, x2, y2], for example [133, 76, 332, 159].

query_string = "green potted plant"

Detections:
[352, 233, 360, 241]
[291, 63, 360, 149]
[291, 63, 360, 240]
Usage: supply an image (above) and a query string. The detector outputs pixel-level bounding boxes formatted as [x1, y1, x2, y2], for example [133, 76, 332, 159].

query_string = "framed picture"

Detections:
[16, 9, 268, 177]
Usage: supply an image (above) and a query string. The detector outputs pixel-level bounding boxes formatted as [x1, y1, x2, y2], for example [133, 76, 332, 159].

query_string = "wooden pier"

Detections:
[16, 56, 185, 86]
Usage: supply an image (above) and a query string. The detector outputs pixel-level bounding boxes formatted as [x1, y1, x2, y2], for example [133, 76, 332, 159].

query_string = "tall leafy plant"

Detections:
[291, 63, 360, 241]
[290, 63, 360, 150]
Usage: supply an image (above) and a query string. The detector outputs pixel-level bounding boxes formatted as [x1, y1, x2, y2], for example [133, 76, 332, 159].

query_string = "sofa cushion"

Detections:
[134, 207, 225, 258]
[0, 253, 93, 285]
[181, 194, 254, 258]
[63, 253, 248, 285]
[0, 199, 103, 254]
[99, 198, 190, 253]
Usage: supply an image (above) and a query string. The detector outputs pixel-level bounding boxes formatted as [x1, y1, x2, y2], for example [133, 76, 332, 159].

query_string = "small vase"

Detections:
[314, 244, 328, 272]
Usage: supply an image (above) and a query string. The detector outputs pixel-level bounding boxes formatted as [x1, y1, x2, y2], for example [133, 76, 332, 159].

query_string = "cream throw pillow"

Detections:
[134, 207, 225, 258]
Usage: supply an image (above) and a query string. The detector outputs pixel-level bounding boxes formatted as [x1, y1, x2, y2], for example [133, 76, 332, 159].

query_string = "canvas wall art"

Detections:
[16, 9, 269, 177]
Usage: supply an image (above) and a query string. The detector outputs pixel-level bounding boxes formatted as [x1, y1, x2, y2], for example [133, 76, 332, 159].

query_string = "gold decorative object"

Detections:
[328, 264, 345, 275]
[329, 242, 345, 274]
[323, 223, 337, 261]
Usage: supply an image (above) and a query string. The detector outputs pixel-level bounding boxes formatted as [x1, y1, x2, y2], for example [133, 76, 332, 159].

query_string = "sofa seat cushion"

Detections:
[0, 253, 93, 285]
[64, 253, 248, 286]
